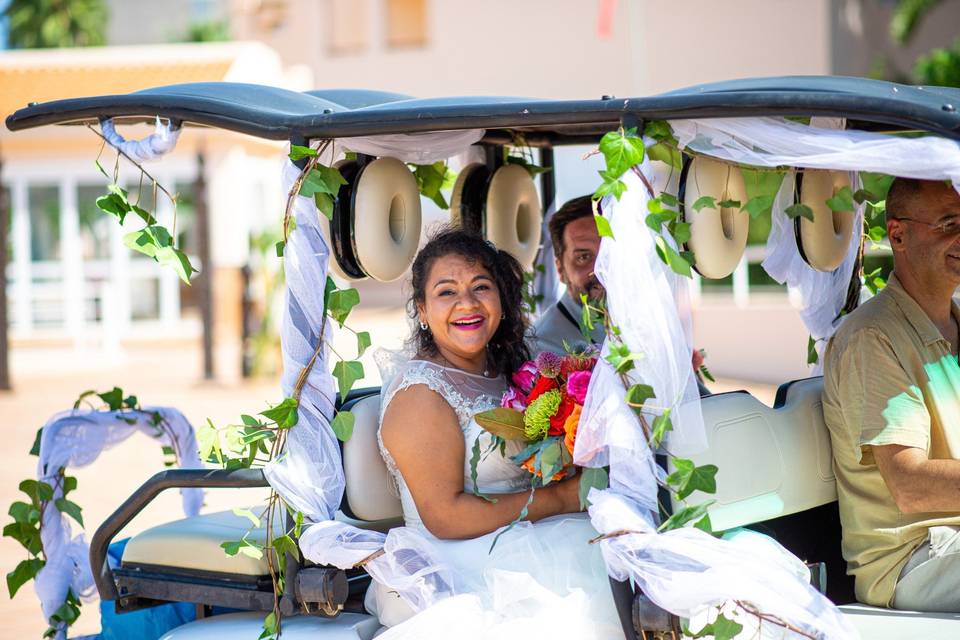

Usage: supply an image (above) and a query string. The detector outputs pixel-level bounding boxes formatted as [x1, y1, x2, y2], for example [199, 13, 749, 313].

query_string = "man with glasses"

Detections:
[823, 177, 960, 611]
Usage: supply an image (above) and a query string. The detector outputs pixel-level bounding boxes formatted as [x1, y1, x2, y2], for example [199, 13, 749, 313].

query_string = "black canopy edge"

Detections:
[6, 77, 960, 144]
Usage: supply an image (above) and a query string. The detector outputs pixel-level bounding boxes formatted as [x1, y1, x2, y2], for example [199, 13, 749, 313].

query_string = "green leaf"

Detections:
[538, 440, 563, 484]
[655, 236, 692, 278]
[332, 360, 365, 402]
[687, 613, 744, 640]
[412, 162, 452, 209]
[594, 168, 627, 200]
[741, 195, 775, 219]
[826, 185, 855, 212]
[717, 199, 741, 209]
[323, 276, 337, 309]
[232, 507, 262, 528]
[29, 428, 43, 457]
[578, 466, 609, 510]
[220, 538, 264, 559]
[272, 533, 300, 561]
[331, 410, 355, 442]
[645, 211, 676, 232]
[20, 479, 54, 504]
[868, 225, 886, 242]
[327, 288, 360, 326]
[155, 246, 197, 284]
[692, 196, 716, 213]
[474, 407, 531, 441]
[666, 459, 718, 500]
[260, 610, 279, 640]
[130, 205, 156, 225]
[275, 240, 285, 257]
[356, 331, 372, 358]
[693, 513, 714, 534]
[647, 142, 682, 170]
[95, 192, 131, 223]
[650, 409, 673, 449]
[604, 342, 643, 374]
[671, 221, 692, 245]
[288, 144, 318, 161]
[599, 128, 645, 179]
[315, 192, 335, 220]
[260, 397, 299, 429]
[625, 383, 655, 409]
[860, 172, 894, 203]
[97, 387, 124, 411]
[469, 438, 496, 503]
[299, 164, 347, 199]
[294, 510, 304, 538]
[807, 335, 819, 365]
[659, 192, 679, 207]
[198, 419, 222, 465]
[785, 203, 815, 222]
[594, 214, 614, 239]
[9, 502, 38, 525]
[658, 500, 715, 532]
[73, 390, 96, 409]
[54, 498, 83, 527]
[3, 522, 42, 555]
[6, 558, 44, 598]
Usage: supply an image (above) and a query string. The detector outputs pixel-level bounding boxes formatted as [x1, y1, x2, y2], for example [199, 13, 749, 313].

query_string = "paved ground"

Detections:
[0, 308, 777, 638]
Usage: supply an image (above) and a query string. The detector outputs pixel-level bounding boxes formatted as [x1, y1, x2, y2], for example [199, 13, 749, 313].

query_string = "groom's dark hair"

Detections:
[548, 195, 594, 258]
[409, 227, 531, 377]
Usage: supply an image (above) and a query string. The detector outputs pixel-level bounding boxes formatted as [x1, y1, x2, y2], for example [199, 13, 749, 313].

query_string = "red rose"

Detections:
[548, 394, 575, 435]
[526, 376, 558, 404]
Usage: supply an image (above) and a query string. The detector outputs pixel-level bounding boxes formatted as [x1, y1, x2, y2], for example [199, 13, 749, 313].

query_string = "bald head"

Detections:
[886, 178, 956, 225]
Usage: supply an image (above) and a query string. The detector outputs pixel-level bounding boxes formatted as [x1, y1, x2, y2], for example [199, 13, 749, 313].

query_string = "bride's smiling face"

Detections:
[417, 253, 502, 368]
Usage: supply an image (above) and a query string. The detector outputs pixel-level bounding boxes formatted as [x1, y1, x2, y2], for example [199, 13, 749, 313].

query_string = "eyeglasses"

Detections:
[891, 217, 960, 236]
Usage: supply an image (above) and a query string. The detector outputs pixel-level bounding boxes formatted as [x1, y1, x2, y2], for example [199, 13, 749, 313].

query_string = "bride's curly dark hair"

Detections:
[408, 227, 530, 376]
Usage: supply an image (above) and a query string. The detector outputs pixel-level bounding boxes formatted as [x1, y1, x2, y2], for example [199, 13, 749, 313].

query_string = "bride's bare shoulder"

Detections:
[380, 383, 460, 449]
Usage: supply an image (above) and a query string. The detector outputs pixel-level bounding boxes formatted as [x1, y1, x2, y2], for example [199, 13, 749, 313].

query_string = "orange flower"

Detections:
[563, 404, 582, 456]
[521, 453, 571, 483]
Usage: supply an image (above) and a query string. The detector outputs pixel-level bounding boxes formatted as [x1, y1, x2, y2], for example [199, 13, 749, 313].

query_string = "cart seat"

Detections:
[837, 604, 960, 638]
[123, 392, 401, 577]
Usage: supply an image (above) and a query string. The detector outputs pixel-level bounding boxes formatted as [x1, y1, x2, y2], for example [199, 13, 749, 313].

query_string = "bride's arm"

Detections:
[380, 384, 583, 540]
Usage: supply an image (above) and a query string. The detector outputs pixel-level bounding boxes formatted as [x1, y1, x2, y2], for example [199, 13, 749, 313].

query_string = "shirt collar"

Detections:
[883, 273, 959, 347]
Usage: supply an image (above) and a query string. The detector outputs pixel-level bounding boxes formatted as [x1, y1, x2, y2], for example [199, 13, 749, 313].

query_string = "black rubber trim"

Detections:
[773, 375, 823, 409]
[331, 159, 367, 279]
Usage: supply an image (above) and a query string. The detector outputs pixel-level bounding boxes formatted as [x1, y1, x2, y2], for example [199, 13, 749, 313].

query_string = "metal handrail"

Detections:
[89, 468, 269, 601]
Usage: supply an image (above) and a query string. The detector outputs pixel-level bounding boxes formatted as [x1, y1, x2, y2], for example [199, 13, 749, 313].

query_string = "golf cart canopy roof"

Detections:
[6, 75, 960, 144]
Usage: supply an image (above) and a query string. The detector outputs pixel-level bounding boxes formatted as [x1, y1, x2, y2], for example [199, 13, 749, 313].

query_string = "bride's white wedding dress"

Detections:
[365, 357, 622, 639]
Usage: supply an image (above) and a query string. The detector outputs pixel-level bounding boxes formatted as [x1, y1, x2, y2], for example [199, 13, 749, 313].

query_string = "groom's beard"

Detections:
[569, 276, 605, 304]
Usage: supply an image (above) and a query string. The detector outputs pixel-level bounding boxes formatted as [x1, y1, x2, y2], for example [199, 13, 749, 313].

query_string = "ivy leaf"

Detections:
[655, 236, 692, 278]
[231, 507, 262, 528]
[331, 410, 355, 442]
[593, 172, 626, 201]
[785, 203, 815, 222]
[645, 211, 676, 232]
[605, 342, 643, 374]
[7, 558, 44, 598]
[323, 276, 337, 310]
[260, 610, 279, 640]
[671, 221, 692, 245]
[650, 409, 673, 449]
[97, 387, 124, 411]
[356, 331, 372, 358]
[96, 192, 131, 223]
[315, 192, 335, 220]
[294, 511, 304, 538]
[260, 397, 299, 429]
[666, 459, 719, 500]
[868, 225, 886, 242]
[594, 214, 614, 239]
[659, 192, 679, 208]
[288, 144, 318, 161]
[327, 288, 360, 326]
[717, 199, 741, 209]
[29, 428, 43, 457]
[54, 498, 83, 527]
[9, 502, 40, 525]
[299, 164, 347, 199]
[647, 142, 682, 170]
[741, 195, 775, 219]
[275, 241, 285, 258]
[221, 539, 264, 559]
[860, 172, 894, 203]
[197, 419, 222, 464]
[658, 500, 715, 532]
[807, 335, 819, 365]
[578, 466, 609, 510]
[599, 128, 645, 179]
[130, 205, 156, 225]
[272, 533, 300, 561]
[826, 186, 855, 212]
[625, 383, 655, 409]
[412, 162, 452, 209]
[155, 246, 196, 285]
[687, 613, 744, 640]
[693, 513, 714, 534]
[332, 360, 365, 402]
[505, 155, 550, 177]
[692, 195, 716, 212]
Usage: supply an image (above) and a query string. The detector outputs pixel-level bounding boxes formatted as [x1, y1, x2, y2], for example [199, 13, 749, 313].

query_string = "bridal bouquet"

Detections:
[474, 350, 597, 486]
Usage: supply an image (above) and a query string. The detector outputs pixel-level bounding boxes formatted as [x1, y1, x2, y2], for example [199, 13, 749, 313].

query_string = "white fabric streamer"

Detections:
[588, 491, 859, 639]
[100, 117, 181, 163]
[340, 130, 485, 165]
[34, 407, 202, 640]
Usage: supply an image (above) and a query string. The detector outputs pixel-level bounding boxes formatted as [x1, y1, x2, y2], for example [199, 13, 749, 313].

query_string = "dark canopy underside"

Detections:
[6, 76, 960, 144]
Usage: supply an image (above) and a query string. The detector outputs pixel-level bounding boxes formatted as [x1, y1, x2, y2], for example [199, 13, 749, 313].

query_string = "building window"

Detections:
[329, 0, 369, 55]
[386, 0, 427, 49]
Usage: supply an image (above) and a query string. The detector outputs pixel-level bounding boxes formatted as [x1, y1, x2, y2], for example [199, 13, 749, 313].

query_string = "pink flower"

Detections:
[535, 351, 563, 378]
[501, 385, 528, 411]
[511, 361, 538, 394]
[565, 370, 592, 404]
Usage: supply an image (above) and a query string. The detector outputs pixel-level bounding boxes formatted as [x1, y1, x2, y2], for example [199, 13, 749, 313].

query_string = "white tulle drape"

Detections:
[579, 159, 858, 638]
[339, 130, 485, 164]
[100, 117, 181, 163]
[671, 116, 960, 368]
[35, 408, 202, 640]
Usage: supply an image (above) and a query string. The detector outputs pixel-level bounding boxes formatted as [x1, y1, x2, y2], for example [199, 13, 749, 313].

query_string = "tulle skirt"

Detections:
[366, 513, 622, 639]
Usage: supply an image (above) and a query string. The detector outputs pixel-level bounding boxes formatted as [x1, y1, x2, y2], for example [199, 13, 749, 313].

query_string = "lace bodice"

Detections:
[375, 353, 531, 532]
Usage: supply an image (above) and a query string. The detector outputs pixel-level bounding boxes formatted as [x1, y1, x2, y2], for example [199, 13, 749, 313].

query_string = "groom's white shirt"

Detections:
[531, 293, 605, 354]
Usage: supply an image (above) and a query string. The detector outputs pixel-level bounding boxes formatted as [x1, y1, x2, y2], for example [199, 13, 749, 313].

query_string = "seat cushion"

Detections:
[837, 604, 960, 639]
[122, 508, 401, 576]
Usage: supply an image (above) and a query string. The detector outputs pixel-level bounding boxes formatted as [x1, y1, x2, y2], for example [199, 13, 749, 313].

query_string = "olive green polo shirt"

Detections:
[822, 274, 960, 607]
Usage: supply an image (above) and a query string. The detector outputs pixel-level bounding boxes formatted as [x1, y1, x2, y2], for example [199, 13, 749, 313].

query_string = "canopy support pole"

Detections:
[194, 151, 215, 381]
[0, 151, 10, 391]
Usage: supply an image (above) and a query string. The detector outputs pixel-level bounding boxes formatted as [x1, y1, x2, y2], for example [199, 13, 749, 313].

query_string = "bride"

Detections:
[367, 228, 622, 638]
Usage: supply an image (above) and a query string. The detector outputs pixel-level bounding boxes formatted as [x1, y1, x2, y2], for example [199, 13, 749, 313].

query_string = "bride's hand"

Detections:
[553, 475, 585, 514]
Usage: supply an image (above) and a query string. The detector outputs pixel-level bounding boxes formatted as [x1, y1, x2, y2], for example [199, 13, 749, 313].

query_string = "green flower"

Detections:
[524, 389, 562, 440]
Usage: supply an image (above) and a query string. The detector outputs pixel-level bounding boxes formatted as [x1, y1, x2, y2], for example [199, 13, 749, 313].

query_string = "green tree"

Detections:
[3, 0, 107, 49]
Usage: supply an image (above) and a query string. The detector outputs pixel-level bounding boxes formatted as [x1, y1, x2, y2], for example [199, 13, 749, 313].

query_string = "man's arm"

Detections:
[873, 444, 960, 513]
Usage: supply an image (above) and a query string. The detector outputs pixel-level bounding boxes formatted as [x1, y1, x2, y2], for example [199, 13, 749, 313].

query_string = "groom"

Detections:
[533, 194, 708, 390]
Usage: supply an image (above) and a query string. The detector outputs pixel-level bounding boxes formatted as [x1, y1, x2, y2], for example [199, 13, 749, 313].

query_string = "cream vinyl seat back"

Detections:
[340, 393, 404, 522]
[673, 377, 837, 531]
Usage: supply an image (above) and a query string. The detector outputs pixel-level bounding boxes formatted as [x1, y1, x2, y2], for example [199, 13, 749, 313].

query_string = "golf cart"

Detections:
[7, 76, 960, 639]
